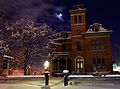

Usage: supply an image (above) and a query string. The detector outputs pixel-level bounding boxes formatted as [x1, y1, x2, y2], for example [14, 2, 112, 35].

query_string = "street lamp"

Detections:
[42, 60, 50, 89]
[44, 60, 49, 70]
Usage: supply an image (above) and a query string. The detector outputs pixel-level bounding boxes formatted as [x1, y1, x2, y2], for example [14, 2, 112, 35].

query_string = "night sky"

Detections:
[0, 0, 120, 59]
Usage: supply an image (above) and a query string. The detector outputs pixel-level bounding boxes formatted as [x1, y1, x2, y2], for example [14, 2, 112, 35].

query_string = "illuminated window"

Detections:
[77, 63, 80, 68]
[80, 62, 83, 68]
[76, 58, 83, 69]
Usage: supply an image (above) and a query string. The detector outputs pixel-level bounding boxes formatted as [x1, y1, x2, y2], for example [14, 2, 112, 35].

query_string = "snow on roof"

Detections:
[86, 23, 109, 33]
[53, 31, 71, 40]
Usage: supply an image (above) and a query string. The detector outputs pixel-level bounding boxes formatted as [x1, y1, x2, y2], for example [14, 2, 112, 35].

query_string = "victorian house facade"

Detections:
[51, 5, 112, 75]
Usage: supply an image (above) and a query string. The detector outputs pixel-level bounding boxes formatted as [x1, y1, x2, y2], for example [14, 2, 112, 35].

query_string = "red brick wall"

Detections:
[70, 35, 112, 72]
[84, 36, 112, 72]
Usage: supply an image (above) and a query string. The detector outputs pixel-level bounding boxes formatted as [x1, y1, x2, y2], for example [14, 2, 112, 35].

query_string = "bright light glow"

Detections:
[44, 60, 49, 69]
[56, 13, 63, 21]
[113, 64, 120, 73]
[58, 13, 62, 17]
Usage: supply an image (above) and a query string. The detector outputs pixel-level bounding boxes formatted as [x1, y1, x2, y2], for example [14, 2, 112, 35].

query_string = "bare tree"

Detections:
[0, 18, 56, 75]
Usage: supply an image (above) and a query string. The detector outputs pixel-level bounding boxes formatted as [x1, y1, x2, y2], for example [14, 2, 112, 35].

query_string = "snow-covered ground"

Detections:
[0, 75, 120, 89]
[6, 75, 44, 78]
[69, 74, 120, 78]
[0, 80, 120, 89]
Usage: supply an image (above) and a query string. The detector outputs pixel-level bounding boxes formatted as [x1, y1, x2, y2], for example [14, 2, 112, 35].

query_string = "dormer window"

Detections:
[87, 23, 107, 33]
[91, 25, 99, 32]
[94, 26, 99, 32]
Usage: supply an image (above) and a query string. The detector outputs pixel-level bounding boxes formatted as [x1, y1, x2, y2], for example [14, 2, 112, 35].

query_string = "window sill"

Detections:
[91, 49, 106, 52]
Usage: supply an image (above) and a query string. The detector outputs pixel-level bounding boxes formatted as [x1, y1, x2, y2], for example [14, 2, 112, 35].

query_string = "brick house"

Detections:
[51, 5, 112, 75]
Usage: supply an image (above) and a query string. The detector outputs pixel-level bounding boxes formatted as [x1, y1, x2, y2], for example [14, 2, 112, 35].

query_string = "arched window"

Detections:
[76, 57, 84, 73]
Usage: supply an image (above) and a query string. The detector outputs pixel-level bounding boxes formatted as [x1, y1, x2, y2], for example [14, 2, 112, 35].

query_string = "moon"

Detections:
[56, 13, 63, 21]
[58, 13, 63, 17]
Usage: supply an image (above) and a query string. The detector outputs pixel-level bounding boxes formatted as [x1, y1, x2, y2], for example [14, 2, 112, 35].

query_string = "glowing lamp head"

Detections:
[44, 60, 49, 69]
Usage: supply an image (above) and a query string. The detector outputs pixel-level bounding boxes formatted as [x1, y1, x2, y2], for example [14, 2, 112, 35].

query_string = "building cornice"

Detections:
[82, 31, 112, 37]
[69, 9, 86, 14]
[71, 31, 112, 38]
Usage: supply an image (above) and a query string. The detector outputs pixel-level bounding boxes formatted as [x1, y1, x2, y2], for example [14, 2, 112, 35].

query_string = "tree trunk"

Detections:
[24, 58, 27, 75]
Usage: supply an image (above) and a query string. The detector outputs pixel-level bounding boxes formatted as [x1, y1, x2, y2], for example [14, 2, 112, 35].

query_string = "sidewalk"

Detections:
[51, 82, 120, 89]
[0, 77, 120, 89]
[40, 77, 120, 89]
[52, 85, 120, 89]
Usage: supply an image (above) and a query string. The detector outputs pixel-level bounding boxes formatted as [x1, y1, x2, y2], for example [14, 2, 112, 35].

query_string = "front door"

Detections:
[76, 57, 84, 73]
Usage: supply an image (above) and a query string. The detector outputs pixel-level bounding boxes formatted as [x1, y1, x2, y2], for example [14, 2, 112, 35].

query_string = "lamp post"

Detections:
[44, 60, 50, 86]
[41, 60, 50, 89]
[63, 70, 69, 86]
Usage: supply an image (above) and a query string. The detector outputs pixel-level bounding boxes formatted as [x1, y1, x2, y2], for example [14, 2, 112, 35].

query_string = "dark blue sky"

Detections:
[55, 0, 120, 59]
[62, 0, 120, 44]
[49, 0, 120, 45]
[85, 0, 120, 45]
[0, 0, 120, 59]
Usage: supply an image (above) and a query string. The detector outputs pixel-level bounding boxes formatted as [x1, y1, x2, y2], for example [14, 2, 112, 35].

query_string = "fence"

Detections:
[68, 75, 120, 86]
[0, 75, 44, 80]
